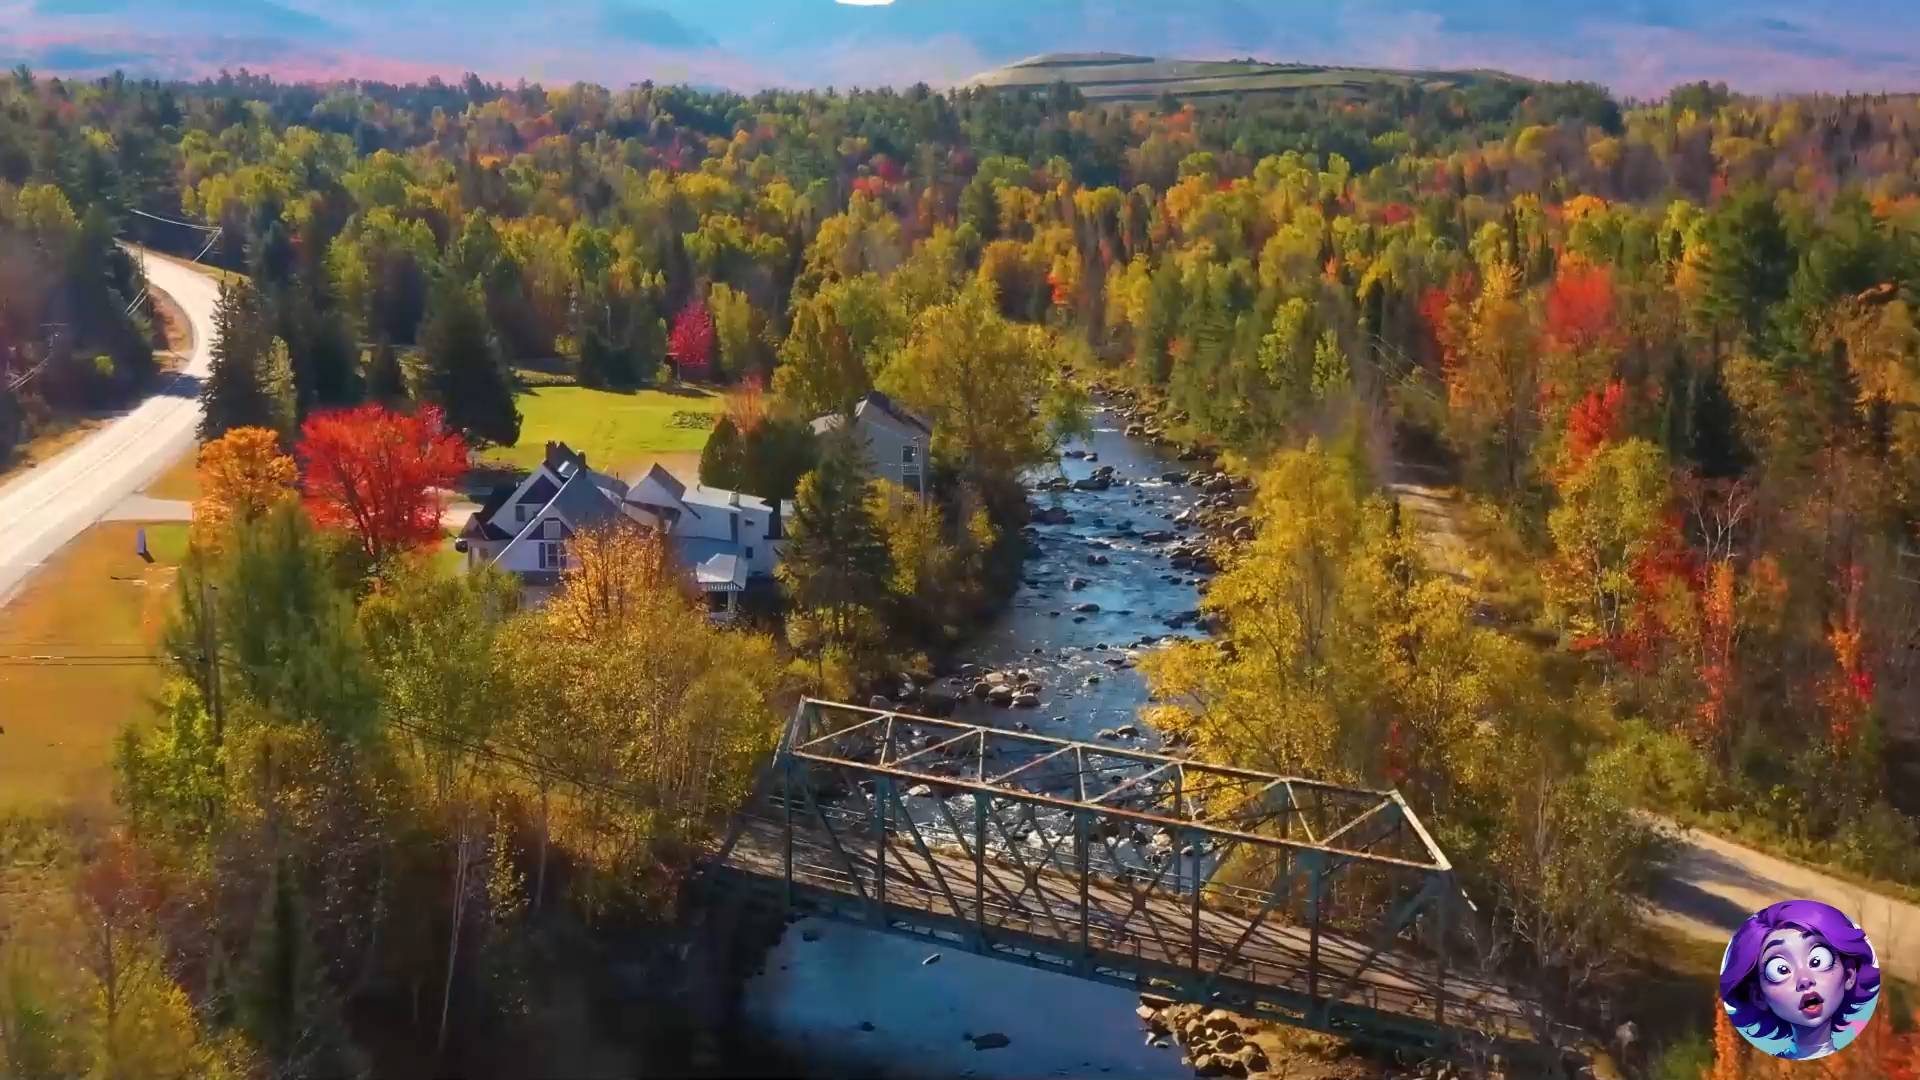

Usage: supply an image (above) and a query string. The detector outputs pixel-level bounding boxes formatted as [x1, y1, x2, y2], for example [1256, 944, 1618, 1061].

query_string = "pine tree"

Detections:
[261, 337, 297, 441]
[699, 415, 746, 491]
[365, 337, 407, 404]
[417, 276, 520, 447]
[235, 858, 365, 1079]
[199, 281, 276, 441]
[778, 433, 889, 659]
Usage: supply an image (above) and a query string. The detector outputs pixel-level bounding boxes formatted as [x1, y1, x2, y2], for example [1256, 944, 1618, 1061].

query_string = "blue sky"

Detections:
[3, 0, 1918, 97]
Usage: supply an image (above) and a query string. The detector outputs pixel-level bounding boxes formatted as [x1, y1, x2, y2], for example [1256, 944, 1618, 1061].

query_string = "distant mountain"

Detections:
[966, 52, 1525, 104]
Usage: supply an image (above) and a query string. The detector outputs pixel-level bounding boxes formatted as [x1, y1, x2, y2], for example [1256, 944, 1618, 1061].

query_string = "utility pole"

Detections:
[200, 577, 223, 748]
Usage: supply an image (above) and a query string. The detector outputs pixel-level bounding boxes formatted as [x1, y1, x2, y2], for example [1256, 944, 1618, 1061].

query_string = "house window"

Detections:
[538, 541, 566, 570]
[746, 546, 755, 560]
[515, 503, 532, 523]
[902, 443, 918, 465]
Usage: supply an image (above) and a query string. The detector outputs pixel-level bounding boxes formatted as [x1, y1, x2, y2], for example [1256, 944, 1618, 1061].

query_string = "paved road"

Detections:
[1649, 821, 1920, 981]
[0, 247, 216, 605]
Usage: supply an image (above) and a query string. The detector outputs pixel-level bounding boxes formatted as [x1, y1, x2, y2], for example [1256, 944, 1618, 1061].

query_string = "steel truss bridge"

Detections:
[709, 700, 1544, 1058]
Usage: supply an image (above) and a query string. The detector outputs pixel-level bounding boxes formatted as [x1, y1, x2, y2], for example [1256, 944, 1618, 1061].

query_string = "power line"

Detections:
[124, 207, 221, 232]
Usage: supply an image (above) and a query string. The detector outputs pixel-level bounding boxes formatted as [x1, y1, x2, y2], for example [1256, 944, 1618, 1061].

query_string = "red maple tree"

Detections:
[298, 403, 468, 565]
[668, 297, 715, 381]
[1543, 261, 1620, 358]
[1561, 379, 1631, 477]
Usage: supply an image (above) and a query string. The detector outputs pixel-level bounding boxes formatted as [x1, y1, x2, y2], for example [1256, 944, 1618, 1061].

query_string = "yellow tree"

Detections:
[1446, 262, 1543, 491]
[500, 524, 783, 912]
[878, 285, 1084, 491]
[189, 426, 297, 550]
[1545, 438, 1675, 653]
[1141, 442, 1371, 781]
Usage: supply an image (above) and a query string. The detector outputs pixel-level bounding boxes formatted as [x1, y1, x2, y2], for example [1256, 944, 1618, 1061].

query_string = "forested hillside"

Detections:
[2, 63, 1919, 1077]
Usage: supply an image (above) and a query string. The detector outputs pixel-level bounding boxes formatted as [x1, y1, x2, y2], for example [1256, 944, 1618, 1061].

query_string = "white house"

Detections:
[624, 464, 789, 620]
[457, 442, 788, 620]
[810, 391, 932, 499]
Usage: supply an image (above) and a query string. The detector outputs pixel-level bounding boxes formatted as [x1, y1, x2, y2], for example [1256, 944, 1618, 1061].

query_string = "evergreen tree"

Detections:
[199, 280, 276, 440]
[234, 857, 366, 1079]
[778, 433, 889, 658]
[365, 337, 407, 403]
[741, 415, 820, 501]
[417, 276, 520, 447]
[699, 415, 746, 490]
[262, 336, 297, 440]
[1699, 185, 1795, 348]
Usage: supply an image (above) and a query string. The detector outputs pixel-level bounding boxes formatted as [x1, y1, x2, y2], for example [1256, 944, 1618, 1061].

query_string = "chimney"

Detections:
[728, 490, 740, 507]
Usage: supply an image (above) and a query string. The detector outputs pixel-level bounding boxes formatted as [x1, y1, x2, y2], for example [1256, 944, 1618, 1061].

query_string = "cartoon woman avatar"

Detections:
[1718, 899, 1882, 1060]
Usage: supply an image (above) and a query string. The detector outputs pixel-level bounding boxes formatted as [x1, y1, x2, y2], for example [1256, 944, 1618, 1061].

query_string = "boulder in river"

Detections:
[1073, 475, 1111, 492]
[1160, 471, 1188, 485]
[1031, 505, 1075, 525]
[1068, 577, 1090, 591]
[1086, 553, 1111, 566]
[1072, 602, 1101, 613]
[906, 783, 933, 798]
[1012, 692, 1040, 708]
[1140, 530, 1176, 544]
[971, 1033, 1011, 1051]
[987, 685, 1015, 707]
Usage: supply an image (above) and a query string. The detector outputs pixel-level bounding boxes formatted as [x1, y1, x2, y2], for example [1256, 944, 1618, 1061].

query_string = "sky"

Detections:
[2, 0, 1918, 99]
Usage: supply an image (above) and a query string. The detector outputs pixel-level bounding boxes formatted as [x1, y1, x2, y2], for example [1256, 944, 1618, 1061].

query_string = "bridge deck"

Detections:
[718, 795, 1536, 1051]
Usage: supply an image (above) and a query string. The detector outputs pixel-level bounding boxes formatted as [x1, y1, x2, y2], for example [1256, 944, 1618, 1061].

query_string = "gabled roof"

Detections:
[860, 391, 932, 436]
[639, 463, 685, 500]
[810, 391, 932, 438]
[490, 470, 623, 570]
[518, 473, 559, 506]
[460, 483, 517, 541]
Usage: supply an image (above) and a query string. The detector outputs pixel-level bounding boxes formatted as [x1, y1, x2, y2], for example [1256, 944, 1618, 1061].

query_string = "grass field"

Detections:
[481, 384, 725, 478]
[0, 521, 189, 811]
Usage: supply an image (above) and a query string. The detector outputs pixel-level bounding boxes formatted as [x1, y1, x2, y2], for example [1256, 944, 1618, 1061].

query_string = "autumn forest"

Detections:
[2, 62, 1920, 1079]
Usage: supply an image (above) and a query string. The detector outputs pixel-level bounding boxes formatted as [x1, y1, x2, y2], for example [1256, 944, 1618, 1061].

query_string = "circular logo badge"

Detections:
[1718, 899, 1882, 1061]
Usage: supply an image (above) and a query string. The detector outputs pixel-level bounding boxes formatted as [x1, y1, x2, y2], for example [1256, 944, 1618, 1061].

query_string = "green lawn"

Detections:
[0, 522, 189, 811]
[481, 385, 725, 477]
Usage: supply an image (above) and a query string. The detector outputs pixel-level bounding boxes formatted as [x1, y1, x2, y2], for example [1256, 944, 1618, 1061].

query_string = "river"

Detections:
[737, 404, 1218, 1079]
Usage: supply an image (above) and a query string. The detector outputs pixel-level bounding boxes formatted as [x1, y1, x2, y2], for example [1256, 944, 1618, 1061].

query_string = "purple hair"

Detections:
[1719, 900, 1881, 1041]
